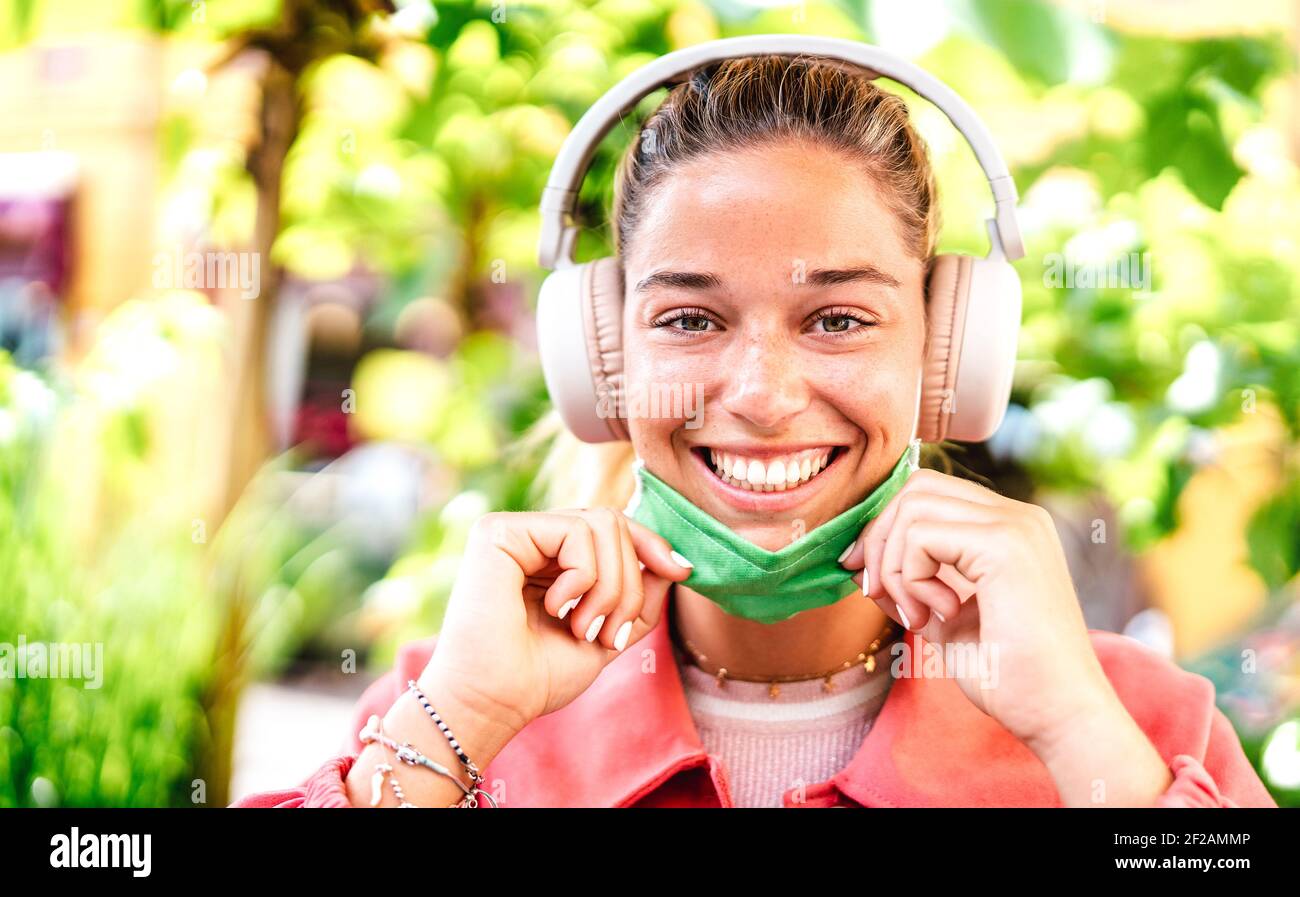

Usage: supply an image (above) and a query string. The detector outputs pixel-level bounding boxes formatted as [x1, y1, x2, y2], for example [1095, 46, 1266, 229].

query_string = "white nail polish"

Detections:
[670, 550, 693, 569]
[585, 615, 606, 642]
[934, 609, 946, 623]
[837, 541, 855, 564]
[637, 560, 646, 571]
[558, 597, 580, 620]
[613, 620, 633, 651]
[896, 603, 911, 631]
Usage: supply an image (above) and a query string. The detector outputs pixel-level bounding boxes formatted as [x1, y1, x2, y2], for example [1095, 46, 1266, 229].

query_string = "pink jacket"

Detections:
[233, 609, 1277, 808]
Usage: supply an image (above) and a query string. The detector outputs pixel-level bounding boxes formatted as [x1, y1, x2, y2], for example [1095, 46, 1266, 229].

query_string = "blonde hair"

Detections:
[522, 55, 943, 511]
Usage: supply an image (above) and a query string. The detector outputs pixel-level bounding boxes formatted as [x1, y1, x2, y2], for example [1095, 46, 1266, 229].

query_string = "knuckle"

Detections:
[1018, 502, 1054, 532]
[471, 511, 509, 545]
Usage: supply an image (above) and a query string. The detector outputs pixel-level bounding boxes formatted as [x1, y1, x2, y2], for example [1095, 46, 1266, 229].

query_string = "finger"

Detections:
[869, 489, 1000, 602]
[865, 584, 908, 633]
[566, 508, 625, 643]
[900, 521, 964, 624]
[623, 517, 694, 581]
[841, 468, 1001, 572]
[876, 492, 1000, 628]
[473, 512, 599, 617]
[638, 570, 671, 633]
[592, 512, 646, 651]
[539, 517, 598, 619]
[608, 570, 672, 657]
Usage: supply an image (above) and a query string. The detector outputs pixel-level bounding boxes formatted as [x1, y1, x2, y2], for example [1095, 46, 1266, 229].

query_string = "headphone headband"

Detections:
[537, 34, 1025, 271]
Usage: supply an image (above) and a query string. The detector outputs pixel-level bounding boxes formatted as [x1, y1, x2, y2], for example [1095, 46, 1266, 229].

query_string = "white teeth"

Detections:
[707, 448, 837, 492]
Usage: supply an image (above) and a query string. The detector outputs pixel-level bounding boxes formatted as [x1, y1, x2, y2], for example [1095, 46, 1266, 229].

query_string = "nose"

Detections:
[716, 330, 811, 431]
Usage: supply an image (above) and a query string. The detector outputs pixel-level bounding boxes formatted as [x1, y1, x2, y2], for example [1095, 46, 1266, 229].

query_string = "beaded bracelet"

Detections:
[358, 714, 475, 805]
[406, 680, 499, 809]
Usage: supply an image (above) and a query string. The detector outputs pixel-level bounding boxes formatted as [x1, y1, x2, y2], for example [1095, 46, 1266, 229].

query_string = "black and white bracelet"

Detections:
[407, 679, 498, 808]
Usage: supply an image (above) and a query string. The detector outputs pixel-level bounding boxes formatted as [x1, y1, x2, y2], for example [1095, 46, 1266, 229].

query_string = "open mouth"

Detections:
[693, 446, 847, 493]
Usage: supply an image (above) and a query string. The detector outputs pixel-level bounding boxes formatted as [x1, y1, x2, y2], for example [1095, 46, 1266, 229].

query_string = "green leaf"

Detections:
[1247, 478, 1300, 592]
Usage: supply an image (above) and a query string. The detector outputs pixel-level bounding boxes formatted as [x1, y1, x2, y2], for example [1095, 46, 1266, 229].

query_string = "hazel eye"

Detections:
[818, 315, 858, 333]
[677, 315, 712, 331]
[806, 307, 876, 337]
[652, 307, 720, 334]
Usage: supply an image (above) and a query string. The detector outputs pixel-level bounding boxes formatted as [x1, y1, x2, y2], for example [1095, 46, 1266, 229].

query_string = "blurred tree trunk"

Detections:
[195, 0, 397, 808]
[221, 59, 299, 519]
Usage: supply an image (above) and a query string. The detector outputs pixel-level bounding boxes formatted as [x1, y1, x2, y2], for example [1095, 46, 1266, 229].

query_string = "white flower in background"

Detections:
[440, 490, 491, 530]
[362, 575, 421, 618]
[869, 0, 951, 59]
[390, 0, 437, 38]
[1184, 426, 1219, 467]
[6, 369, 57, 426]
[1082, 401, 1137, 459]
[1261, 719, 1300, 791]
[986, 403, 1043, 463]
[0, 408, 17, 445]
[1166, 340, 1221, 414]
[169, 68, 207, 101]
[1018, 168, 1101, 236]
[354, 163, 403, 199]
[1027, 376, 1134, 461]
[1063, 219, 1141, 267]
[1032, 377, 1111, 438]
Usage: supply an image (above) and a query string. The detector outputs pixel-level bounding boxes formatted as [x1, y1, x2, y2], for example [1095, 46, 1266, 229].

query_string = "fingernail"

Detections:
[637, 560, 646, 571]
[852, 569, 870, 594]
[934, 609, 946, 623]
[559, 597, 580, 619]
[670, 551, 693, 569]
[896, 603, 912, 631]
[837, 541, 855, 564]
[585, 614, 606, 642]
[614, 620, 633, 651]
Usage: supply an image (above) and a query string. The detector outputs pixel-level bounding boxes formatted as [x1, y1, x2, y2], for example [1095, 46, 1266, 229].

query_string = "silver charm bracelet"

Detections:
[358, 714, 475, 807]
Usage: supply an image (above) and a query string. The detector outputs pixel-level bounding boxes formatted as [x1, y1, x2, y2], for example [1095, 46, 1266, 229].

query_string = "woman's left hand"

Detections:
[839, 468, 1173, 805]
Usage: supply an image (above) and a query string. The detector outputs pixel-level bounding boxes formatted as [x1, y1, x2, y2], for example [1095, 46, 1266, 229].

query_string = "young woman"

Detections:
[235, 53, 1276, 808]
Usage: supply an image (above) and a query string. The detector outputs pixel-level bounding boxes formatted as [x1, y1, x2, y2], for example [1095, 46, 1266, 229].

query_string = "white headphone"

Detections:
[535, 35, 1024, 445]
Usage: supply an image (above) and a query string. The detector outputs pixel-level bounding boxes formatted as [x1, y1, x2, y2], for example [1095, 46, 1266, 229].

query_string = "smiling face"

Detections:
[622, 138, 929, 551]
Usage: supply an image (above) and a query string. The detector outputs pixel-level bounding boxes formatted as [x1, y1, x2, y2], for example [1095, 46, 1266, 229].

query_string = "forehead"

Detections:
[623, 139, 917, 280]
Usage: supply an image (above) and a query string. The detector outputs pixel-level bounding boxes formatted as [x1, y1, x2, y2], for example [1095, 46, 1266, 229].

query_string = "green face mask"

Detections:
[624, 440, 919, 624]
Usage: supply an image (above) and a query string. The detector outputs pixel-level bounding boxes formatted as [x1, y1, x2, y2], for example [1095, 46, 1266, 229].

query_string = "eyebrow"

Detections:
[633, 264, 900, 293]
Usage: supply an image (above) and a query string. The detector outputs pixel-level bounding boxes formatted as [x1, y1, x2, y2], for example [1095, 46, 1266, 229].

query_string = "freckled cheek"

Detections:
[807, 352, 919, 436]
[624, 338, 716, 459]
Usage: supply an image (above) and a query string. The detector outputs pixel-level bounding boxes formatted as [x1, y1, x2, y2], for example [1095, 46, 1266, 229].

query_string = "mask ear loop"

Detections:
[624, 455, 646, 516]
[906, 369, 924, 473]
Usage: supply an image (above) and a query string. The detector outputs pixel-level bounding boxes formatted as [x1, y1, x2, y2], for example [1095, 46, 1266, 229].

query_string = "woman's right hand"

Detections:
[419, 508, 694, 748]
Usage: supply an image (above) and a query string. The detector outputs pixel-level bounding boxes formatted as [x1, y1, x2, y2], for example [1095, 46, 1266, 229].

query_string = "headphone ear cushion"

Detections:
[580, 255, 629, 440]
[919, 254, 973, 443]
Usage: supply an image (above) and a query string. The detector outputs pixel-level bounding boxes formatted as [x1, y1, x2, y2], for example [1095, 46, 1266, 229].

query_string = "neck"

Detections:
[669, 583, 894, 679]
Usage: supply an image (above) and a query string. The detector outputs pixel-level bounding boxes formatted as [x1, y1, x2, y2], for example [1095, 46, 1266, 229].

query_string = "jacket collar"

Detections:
[831, 629, 1060, 807]
[487, 605, 1060, 807]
